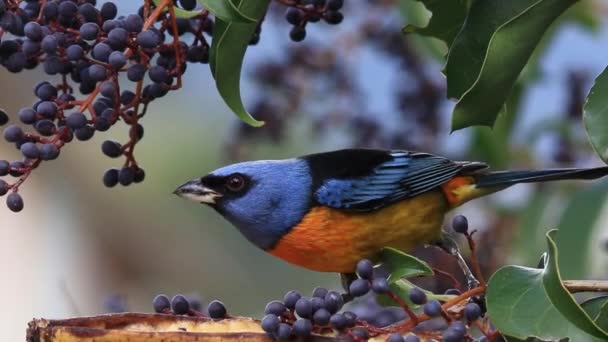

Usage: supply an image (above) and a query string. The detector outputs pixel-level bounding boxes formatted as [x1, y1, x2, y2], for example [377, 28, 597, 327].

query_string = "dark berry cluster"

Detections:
[0, 0, 213, 212]
[152, 294, 226, 319]
[280, 0, 344, 42]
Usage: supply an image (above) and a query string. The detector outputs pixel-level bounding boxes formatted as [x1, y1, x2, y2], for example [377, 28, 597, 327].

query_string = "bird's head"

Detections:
[174, 158, 312, 250]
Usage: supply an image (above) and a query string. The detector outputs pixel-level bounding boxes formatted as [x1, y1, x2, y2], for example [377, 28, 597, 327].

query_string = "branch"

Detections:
[563, 280, 608, 293]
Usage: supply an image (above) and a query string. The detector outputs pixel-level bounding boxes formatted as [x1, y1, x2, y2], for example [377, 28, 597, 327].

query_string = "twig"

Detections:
[563, 280, 608, 293]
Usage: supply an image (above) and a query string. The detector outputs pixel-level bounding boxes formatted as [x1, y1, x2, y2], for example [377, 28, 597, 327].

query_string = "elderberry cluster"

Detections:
[283, 0, 344, 42]
[0, 0, 213, 212]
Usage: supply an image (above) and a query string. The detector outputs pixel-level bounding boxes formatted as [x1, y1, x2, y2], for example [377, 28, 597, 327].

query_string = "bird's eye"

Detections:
[226, 174, 246, 192]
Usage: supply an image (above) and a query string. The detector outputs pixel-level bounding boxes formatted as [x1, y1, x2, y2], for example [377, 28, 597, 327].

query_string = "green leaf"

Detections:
[209, 0, 268, 127]
[542, 230, 608, 339]
[376, 279, 454, 307]
[446, 0, 576, 130]
[581, 296, 608, 330]
[199, 0, 255, 22]
[487, 230, 607, 341]
[555, 181, 608, 279]
[583, 66, 608, 164]
[402, 0, 471, 47]
[380, 247, 433, 282]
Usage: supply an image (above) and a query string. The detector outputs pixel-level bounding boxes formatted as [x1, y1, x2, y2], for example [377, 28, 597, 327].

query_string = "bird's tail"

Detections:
[443, 166, 608, 207]
[474, 166, 608, 188]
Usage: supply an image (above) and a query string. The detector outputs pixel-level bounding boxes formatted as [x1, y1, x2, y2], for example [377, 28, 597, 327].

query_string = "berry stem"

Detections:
[386, 290, 418, 325]
[465, 230, 487, 286]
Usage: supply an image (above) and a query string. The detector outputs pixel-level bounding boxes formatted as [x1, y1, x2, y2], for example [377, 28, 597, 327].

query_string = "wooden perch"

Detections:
[27, 313, 344, 342]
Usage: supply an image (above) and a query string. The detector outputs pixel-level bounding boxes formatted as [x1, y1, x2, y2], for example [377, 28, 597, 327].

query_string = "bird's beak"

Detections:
[173, 180, 222, 204]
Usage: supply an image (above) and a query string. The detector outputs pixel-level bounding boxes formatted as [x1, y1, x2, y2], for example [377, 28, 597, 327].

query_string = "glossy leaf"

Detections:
[487, 230, 607, 341]
[584, 66, 608, 164]
[380, 247, 433, 282]
[555, 181, 608, 279]
[209, 0, 269, 127]
[446, 0, 576, 130]
[581, 296, 608, 331]
[376, 279, 454, 308]
[402, 0, 470, 47]
[199, 0, 255, 22]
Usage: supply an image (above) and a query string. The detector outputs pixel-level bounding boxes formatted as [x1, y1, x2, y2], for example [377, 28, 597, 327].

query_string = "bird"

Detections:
[174, 148, 608, 283]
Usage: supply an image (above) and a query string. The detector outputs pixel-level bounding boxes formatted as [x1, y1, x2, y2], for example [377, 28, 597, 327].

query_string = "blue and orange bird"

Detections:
[174, 149, 608, 285]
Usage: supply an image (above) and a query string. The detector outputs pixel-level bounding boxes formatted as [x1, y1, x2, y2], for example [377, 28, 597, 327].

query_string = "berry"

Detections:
[109, 51, 127, 69]
[292, 318, 312, 337]
[37, 101, 58, 119]
[78, 3, 98, 22]
[171, 294, 190, 315]
[264, 301, 286, 316]
[408, 287, 427, 305]
[149, 65, 169, 83]
[24, 22, 43, 41]
[275, 323, 292, 340]
[35, 120, 56, 136]
[285, 8, 303, 25]
[445, 288, 462, 296]
[34, 83, 58, 101]
[125, 14, 143, 33]
[137, 29, 161, 48]
[324, 291, 343, 313]
[289, 26, 306, 42]
[0, 160, 9, 176]
[313, 308, 330, 325]
[7, 193, 24, 212]
[4, 125, 23, 142]
[100, 2, 118, 21]
[40, 143, 59, 161]
[20, 142, 40, 159]
[66, 112, 88, 130]
[372, 277, 390, 294]
[261, 314, 280, 333]
[464, 302, 481, 321]
[101, 140, 122, 158]
[152, 294, 171, 313]
[450, 321, 466, 335]
[343, 311, 357, 327]
[75, 126, 95, 141]
[295, 298, 313, 318]
[388, 333, 405, 342]
[452, 215, 469, 234]
[92, 42, 112, 62]
[41, 35, 58, 54]
[89, 64, 108, 82]
[6, 52, 26, 73]
[100, 81, 117, 98]
[58, 1, 77, 18]
[23, 40, 41, 57]
[312, 287, 328, 298]
[330, 313, 346, 330]
[351, 328, 369, 340]
[356, 259, 374, 279]
[9, 161, 25, 177]
[0, 180, 8, 196]
[327, 0, 343, 10]
[323, 11, 343, 25]
[443, 327, 465, 342]
[179, 0, 197, 11]
[95, 117, 111, 132]
[118, 167, 135, 186]
[134, 168, 146, 183]
[284, 290, 301, 310]
[103, 169, 119, 187]
[66, 45, 85, 61]
[80, 22, 99, 40]
[120, 90, 136, 105]
[311, 296, 325, 312]
[108, 27, 128, 45]
[207, 300, 227, 319]
[348, 279, 370, 297]
[0, 109, 8, 126]
[404, 335, 420, 342]
[423, 300, 442, 317]
[127, 64, 146, 82]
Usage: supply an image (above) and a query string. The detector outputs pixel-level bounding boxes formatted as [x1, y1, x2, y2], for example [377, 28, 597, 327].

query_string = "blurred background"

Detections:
[2, 0, 608, 340]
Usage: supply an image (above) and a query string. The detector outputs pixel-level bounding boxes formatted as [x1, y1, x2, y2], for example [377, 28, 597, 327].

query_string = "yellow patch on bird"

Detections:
[268, 190, 449, 273]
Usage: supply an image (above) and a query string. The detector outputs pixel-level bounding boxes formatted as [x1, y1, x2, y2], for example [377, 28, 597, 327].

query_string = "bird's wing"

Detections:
[313, 151, 471, 211]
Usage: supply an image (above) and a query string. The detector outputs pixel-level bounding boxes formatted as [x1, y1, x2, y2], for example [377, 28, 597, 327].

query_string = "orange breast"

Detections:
[268, 190, 449, 273]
